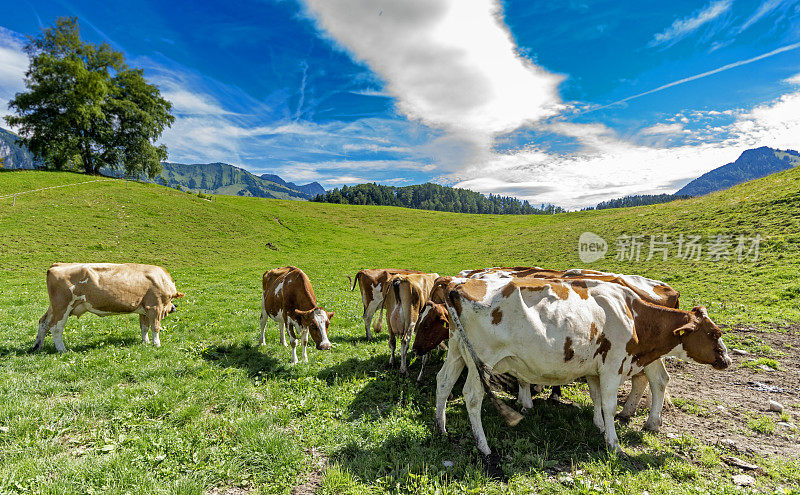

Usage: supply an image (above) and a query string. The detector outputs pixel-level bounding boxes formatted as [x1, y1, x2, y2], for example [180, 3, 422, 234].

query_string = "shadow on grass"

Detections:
[0, 335, 138, 356]
[329, 376, 673, 484]
[200, 342, 288, 379]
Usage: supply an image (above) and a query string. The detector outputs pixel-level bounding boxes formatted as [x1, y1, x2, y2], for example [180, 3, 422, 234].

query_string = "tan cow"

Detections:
[260, 266, 334, 364]
[429, 277, 731, 455]
[347, 268, 425, 340]
[34, 263, 184, 352]
[383, 272, 439, 374]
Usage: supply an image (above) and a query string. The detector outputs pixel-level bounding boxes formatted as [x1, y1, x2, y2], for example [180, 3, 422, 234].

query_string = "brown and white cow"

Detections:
[429, 277, 730, 455]
[347, 268, 425, 340]
[436, 267, 680, 408]
[34, 263, 184, 352]
[382, 272, 439, 374]
[260, 266, 334, 364]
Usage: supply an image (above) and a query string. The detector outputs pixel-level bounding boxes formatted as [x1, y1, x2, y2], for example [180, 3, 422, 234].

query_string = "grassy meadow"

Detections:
[0, 169, 798, 494]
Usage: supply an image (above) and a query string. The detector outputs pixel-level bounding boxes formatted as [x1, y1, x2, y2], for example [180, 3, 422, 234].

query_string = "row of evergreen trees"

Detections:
[588, 193, 691, 210]
[311, 182, 564, 215]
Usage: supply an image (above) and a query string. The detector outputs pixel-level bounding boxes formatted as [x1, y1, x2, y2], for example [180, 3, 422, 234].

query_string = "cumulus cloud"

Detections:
[454, 84, 800, 209]
[301, 0, 563, 162]
[649, 0, 732, 47]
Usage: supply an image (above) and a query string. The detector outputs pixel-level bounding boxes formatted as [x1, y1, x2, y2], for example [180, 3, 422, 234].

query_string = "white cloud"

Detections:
[738, 0, 784, 32]
[453, 85, 800, 210]
[0, 28, 28, 130]
[649, 0, 732, 47]
[301, 0, 563, 164]
[641, 122, 685, 135]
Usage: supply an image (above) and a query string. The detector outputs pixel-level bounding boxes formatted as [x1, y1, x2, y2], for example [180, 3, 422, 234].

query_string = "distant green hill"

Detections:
[156, 162, 315, 200]
[0, 128, 321, 200]
[677, 146, 800, 196]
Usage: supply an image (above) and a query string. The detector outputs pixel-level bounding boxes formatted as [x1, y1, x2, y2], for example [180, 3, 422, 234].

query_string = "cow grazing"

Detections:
[34, 263, 184, 352]
[260, 266, 334, 364]
[382, 272, 439, 374]
[426, 267, 679, 407]
[430, 277, 730, 455]
[347, 268, 425, 340]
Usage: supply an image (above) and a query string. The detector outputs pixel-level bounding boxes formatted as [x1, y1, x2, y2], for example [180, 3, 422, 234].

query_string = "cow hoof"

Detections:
[643, 422, 661, 433]
[520, 406, 530, 415]
[480, 452, 506, 481]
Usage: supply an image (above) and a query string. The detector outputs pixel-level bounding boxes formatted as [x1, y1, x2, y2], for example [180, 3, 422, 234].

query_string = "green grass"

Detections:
[748, 415, 777, 435]
[1, 169, 799, 493]
[740, 357, 781, 370]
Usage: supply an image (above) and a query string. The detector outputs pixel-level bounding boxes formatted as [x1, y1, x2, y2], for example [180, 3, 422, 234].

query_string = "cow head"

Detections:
[293, 307, 334, 350]
[675, 306, 731, 370]
[413, 301, 451, 356]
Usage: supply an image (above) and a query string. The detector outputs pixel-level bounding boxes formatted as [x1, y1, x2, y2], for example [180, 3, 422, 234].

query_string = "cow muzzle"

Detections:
[317, 341, 332, 351]
[713, 354, 732, 370]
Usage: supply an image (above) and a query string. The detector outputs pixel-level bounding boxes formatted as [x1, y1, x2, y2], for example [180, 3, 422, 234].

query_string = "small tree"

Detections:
[5, 17, 174, 177]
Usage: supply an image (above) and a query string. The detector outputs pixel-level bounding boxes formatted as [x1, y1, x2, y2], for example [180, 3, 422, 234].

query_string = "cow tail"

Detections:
[347, 271, 361, 291]
[446, 289, 523, 427]
[373, 280, 392, 333]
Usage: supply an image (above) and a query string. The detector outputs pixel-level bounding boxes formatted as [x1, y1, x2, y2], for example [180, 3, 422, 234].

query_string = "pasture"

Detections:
[0, 169, 798, 494]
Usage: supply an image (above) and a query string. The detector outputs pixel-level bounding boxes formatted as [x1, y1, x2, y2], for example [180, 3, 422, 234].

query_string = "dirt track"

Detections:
[621, 324, 799, 457]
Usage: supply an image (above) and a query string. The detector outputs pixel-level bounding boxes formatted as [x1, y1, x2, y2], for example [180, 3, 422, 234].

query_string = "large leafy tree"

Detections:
[5, 17, 174, 177]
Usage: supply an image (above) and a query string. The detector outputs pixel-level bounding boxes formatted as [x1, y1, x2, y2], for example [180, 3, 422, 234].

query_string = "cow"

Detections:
[347, 268, 425, 340]
[260, 266, 334, 364]
[429, 277, 731, 455]
[428, 267, 680, 408]
[34, 263, 184, 352]
[382, 272, 439, 374]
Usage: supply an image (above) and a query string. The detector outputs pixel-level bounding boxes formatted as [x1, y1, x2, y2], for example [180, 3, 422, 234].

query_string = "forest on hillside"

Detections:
[311, 182, 564, 214]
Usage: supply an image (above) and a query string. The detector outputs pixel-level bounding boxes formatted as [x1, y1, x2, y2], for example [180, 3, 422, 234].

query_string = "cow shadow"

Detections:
[0, 335, 139, 357]
[200, 342, 289, 380]
[329, 379, 675, 483]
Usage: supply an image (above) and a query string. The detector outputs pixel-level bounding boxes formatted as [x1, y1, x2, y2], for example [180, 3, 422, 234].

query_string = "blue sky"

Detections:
[1, 0, 799, 208]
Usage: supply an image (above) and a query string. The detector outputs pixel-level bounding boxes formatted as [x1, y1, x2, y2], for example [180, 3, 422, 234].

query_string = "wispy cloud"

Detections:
[738, 0, 785, 32]
[0, 28, 28, 130]
[649, 0, 732, 47]
[588, 42, 800, 113]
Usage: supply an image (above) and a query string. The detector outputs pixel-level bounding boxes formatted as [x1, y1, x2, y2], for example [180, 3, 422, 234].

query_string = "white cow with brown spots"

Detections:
[428, 277, 731, 455]
[34, 263, 184, 352]
[347, 268, 425, 340]
[382, 272, 439, 374]
[260, 266, 334, 364]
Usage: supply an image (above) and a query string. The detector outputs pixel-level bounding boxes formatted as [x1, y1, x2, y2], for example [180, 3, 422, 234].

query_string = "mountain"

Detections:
[260, 173, 325, 197]
[677, 146, 800, 197]
[157, 162, 318, 200]
[0, 128, 38, 169]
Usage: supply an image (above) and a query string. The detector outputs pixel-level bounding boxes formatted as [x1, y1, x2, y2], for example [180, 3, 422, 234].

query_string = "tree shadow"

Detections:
[200, 342, 288, 379]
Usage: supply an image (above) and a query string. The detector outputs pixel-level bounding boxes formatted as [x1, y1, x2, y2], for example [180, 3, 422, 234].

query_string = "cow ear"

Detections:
[673, 321, 696, 336]
[326, 311, 335, 321]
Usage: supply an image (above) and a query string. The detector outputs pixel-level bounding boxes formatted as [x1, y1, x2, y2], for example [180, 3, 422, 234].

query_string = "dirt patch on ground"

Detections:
[292, 447, 327, 495]
[622, 324, 800, 457]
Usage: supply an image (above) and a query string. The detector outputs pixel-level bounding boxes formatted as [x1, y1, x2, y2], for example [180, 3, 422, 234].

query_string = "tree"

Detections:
[5, 17, 174, 178]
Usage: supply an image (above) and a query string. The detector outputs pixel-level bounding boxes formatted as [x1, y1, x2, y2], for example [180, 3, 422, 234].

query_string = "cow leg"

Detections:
[548, 385, 562, 402]
[586, 375, 604, 431]
[51, 317, 68, 353]
[464, 368, 490, 456]
[288, 324, 299, 364]
[619, 372, 648, 420]
[399, 323, 415, 375]
[140, 314, 151, 344]
[363, 299, 380, 340]
[599, 374, 624, 453]
[517, 380, 533, 411]
[643, 360, 670, 432]
[435, 343, 465, 435]
[33, 309, 53, 352]
[388, 332, 396, 366]
[149, 311, 162, 348]
[416, 354, 428, 383]
[300, 328, 309, 363]
[259, 311, 268, 346]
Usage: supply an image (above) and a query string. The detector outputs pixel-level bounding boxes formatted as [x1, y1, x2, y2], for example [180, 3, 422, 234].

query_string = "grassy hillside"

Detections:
[0, 168, 798, 493]
[158, 162, 312, 200]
